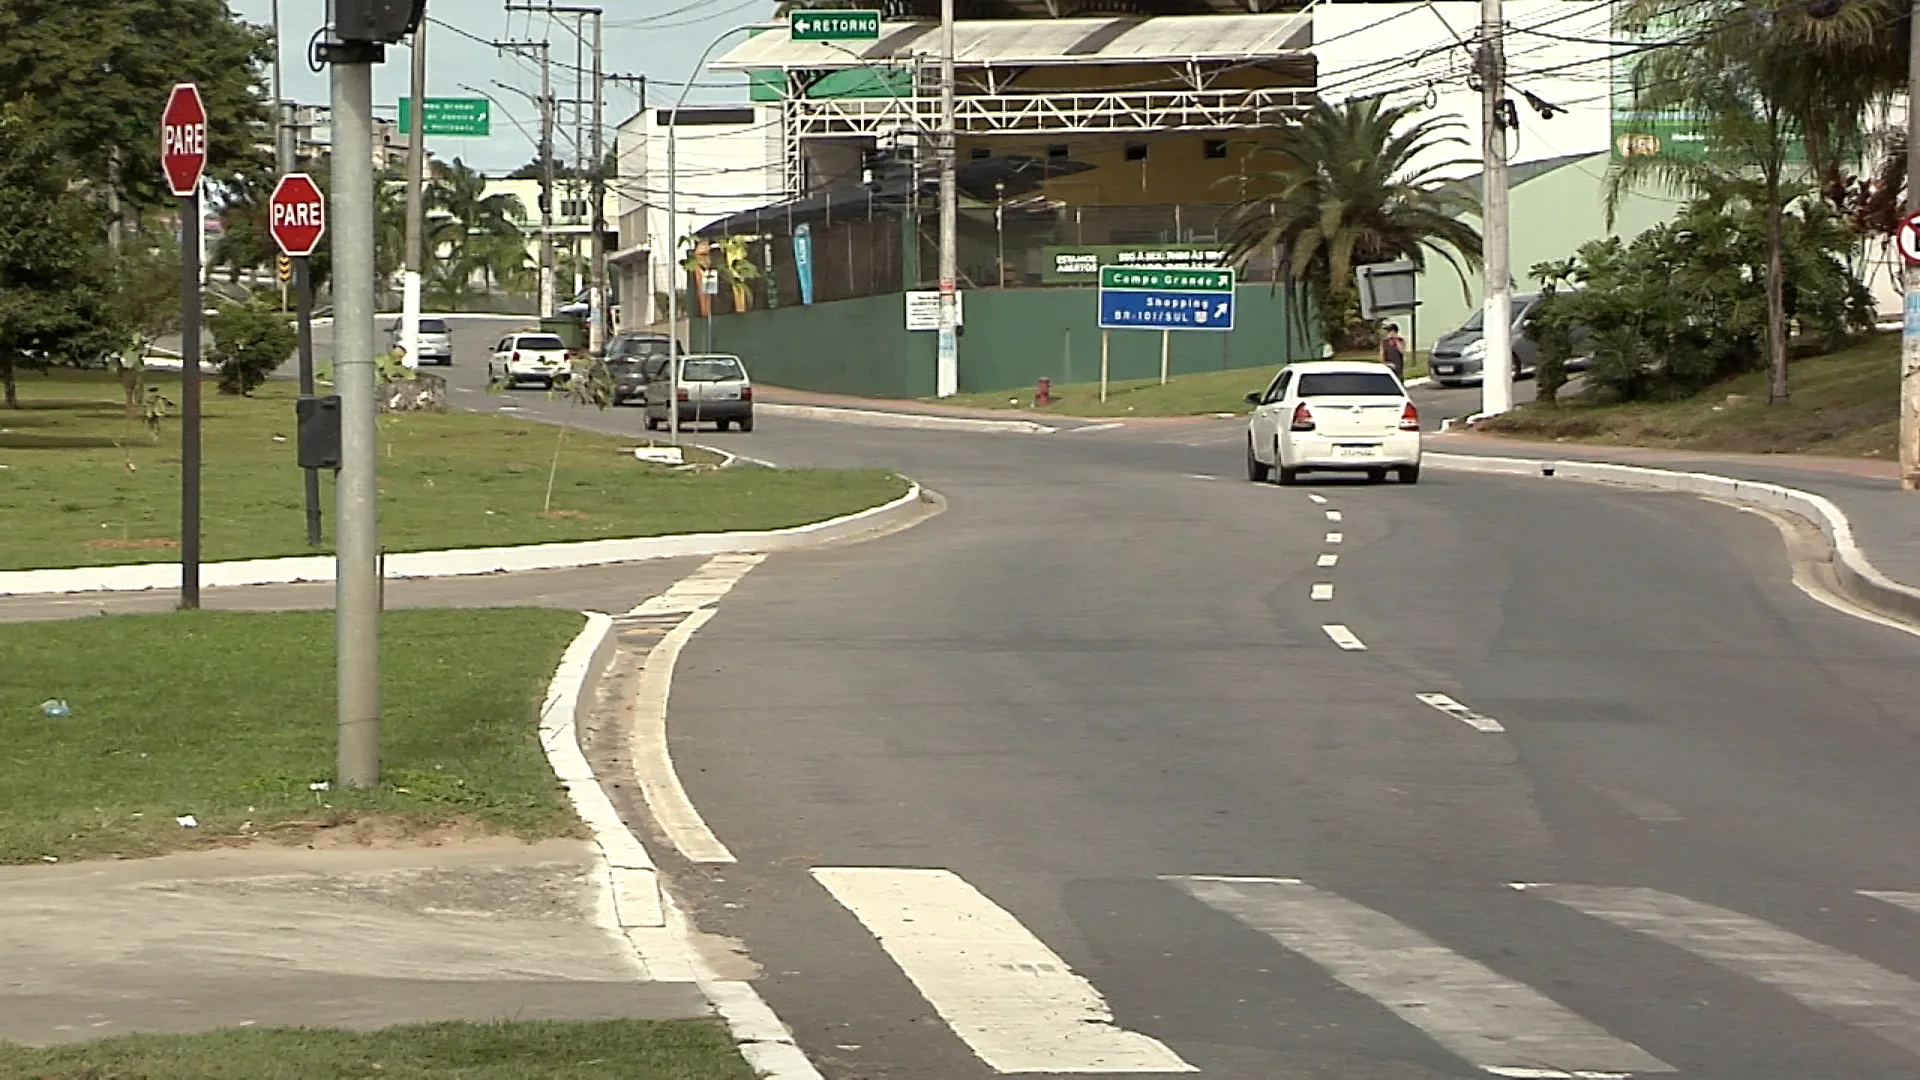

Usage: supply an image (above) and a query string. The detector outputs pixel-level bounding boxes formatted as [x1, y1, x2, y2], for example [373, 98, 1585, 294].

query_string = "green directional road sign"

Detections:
[790, 9, 882, 41]
[398, 97, 491, 137]
[1098, 266, 1234, 293]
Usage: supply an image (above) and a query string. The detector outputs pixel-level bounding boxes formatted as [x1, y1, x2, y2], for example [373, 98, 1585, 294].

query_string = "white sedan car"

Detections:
[488, 332, 571, 389]
[1244, 361, 1422, 485]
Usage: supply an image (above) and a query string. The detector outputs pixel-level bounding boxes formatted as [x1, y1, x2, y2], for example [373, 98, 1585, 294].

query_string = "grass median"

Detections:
[0, 1019, 757, 1079]
[0, 607, 597, 864]
[1471, 334, 1896, 458]
[939, 351, 1428, 418]
[0, 370, 907, 571]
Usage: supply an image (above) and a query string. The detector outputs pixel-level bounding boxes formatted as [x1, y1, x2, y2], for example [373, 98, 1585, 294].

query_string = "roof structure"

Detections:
[711, 13, 1312, 72]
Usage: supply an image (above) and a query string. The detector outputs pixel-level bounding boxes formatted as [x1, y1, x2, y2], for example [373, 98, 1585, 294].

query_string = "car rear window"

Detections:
[681, 357, 745, 382]
[610, 336, 672, 359]
[419, 318, 450, 334]
[515, 334, 566, 351]
[1296, 372, 1401, 397]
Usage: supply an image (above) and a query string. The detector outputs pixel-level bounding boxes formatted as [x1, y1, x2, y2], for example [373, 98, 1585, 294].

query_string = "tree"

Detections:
[0, 0, 274, 216]
[431, 158, 528, 240]
[1609, 0, 1904, 404]
[0, 103, 122, 408]
[1221, 96, 1483, 351]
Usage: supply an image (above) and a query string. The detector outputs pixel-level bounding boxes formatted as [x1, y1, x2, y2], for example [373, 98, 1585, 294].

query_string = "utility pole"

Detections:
[935, 0, 959, 397]
[490, 40, 557, 316]
[325, 27, 383, 790]
[271, 0, 286, 305]
[1477, 0, 1514, 418]
[539, 49, 557, 318]
[1903, 0, 1920, 490]
[401, 20, 428, 372]
[589, 11, 607, 352]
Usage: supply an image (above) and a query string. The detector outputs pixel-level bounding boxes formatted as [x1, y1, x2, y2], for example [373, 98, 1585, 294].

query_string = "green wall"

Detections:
[709, 285, 1319, 398]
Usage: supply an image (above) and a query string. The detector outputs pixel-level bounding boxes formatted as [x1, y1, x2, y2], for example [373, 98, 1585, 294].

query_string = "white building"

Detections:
[612, 105, 785, 330]
[286, 103, 411, 172]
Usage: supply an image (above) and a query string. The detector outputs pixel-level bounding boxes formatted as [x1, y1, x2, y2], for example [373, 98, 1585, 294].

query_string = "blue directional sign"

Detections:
[1097, 264, 1235, 332]
[1098, 283, 1235, 331]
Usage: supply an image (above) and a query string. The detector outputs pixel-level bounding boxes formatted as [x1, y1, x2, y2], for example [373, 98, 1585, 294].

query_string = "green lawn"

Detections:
[0, 1019, 756, 1079]
[0, 608, 594, 864]
[0, 370, 907, 570]
[939, 351, 1428, 418]
[1472, 334, 1897, 458]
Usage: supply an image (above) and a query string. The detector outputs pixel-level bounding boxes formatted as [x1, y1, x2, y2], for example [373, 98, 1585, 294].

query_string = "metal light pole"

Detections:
[1477, 0, 1514, 417]
[1902, 0, 1920, 490]
[400, 20, 428, 371]
[589, 13, 608, 352]
[935, 0, 959, 397]
[330, 43, 381, 790]
[667, 25, 756, 444]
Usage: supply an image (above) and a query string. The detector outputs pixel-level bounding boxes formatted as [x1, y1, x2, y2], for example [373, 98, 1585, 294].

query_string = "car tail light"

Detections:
[511, 351, 521, 363]
[676, 387, 689, 402]
[739, 385, 752, 401]
[1399, 402, 1420, 431]
[1289, 403, 1315, 432]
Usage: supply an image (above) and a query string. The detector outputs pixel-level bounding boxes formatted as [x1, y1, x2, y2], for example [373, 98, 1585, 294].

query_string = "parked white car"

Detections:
[1244, 361, 1421, 485]
[488, 332, 571, 389]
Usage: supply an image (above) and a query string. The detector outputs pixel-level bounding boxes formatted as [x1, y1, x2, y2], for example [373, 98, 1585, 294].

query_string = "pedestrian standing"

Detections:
[1380, 323, 1407, 381]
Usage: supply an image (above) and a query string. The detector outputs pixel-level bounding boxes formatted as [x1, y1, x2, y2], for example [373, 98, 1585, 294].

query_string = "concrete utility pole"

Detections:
[329, 38, 382, 789]
[1903, 0, 1920, 490]
[589, 11, 607, 352]
[401, 20, 428, 372]
[488, 40, 557, 316]
[1477, 0, 1514, 418]
[935, 0, 959, 397]
[539, 49, 557, 317]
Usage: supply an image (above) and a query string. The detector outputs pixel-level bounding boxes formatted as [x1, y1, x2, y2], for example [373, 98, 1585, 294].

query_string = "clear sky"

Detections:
[230, 0, 773, 175]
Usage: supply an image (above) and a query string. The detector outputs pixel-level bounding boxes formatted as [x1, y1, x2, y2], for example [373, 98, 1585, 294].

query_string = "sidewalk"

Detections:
[1430, 431, 1920, 590]
[0, 840, 708, 1047]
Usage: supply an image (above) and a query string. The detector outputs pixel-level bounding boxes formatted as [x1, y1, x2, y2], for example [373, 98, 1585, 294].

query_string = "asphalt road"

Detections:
[418, 320, 1920, 1078]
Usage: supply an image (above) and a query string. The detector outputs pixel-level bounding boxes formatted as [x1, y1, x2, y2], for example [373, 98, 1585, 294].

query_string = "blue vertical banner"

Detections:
[793, 224, 815, 306]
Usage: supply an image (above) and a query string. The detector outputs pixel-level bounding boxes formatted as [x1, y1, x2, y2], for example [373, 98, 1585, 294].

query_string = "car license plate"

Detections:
[1336, 444, 1379, 457]
[1434, 363, 1458, 374]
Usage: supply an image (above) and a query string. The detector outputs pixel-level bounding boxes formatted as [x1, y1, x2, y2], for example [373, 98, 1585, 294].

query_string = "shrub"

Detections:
[209, 294, 297, 395]
[1527, 195, 1873, 403]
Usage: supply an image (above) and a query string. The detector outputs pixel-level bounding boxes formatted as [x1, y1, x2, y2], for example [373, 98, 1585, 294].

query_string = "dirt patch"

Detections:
[83, 537, 180, 551]
[538, 509, 590, 520]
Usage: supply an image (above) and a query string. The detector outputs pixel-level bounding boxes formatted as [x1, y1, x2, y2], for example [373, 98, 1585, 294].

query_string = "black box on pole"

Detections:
[296, 394, 343, 470]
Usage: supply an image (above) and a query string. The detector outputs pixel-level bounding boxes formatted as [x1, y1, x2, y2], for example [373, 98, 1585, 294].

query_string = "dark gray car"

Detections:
[606, 333, 686, 406]
[1426, 293, 1591, 387]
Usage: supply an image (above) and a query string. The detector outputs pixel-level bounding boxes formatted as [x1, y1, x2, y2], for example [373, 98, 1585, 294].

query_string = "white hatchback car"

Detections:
[488, 331, 571, 389]
[1244, 361, 1422, 484]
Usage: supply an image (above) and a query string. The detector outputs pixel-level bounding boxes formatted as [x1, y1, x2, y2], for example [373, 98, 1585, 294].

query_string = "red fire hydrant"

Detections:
[1035, 377, 1052, 407]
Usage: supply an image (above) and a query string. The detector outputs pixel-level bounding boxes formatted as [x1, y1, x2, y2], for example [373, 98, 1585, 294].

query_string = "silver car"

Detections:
[644, 353, 754, 433]
[1427, 292, 1591, 387]
[386, 317, 454, 366]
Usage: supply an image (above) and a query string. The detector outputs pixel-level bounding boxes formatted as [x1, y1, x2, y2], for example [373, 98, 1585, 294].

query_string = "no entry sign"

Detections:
[268, 173, 327, 257]
[160, 83, 207, 197]
[1898, 212, 1920, 267]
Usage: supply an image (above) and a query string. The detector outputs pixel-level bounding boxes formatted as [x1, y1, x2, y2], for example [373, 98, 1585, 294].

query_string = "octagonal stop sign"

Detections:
[159, 83, 207, 197]
[268, 173, 327, 258]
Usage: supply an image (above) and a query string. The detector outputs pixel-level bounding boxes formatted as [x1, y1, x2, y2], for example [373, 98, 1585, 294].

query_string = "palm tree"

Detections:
[1221, 96, 1483, 351]
[1607, 0, 1901, 404]
[430, 158, 527, 240]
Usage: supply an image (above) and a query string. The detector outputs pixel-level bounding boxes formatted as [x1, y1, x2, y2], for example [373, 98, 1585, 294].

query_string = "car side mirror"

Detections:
[1245, 391, 1262, 405]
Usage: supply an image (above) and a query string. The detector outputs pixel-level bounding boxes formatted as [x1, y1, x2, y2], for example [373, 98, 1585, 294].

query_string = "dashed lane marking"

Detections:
[1322, 624, 1366, 650]
[1311, 583, 1334, 601]
[1416, 693, 1506, 733]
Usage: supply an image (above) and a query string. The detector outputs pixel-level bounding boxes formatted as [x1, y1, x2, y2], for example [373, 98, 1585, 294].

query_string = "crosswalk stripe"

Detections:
[626, 553, 765, 616]
[811, 868, 1197, 1074]
[1860, 890, 1920, 917]
[1169, 876, 1672, 1077]
[1528, 884, 1920, 1059]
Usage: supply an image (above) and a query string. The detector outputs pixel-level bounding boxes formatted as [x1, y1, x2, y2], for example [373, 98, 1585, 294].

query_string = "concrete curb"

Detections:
[538, 608, 828, 1078]
[537, 612, 664, 930]
[1427, 452, 1920, 625]
[757, 401, 1057, 434]
[0, 482, 929, 597]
